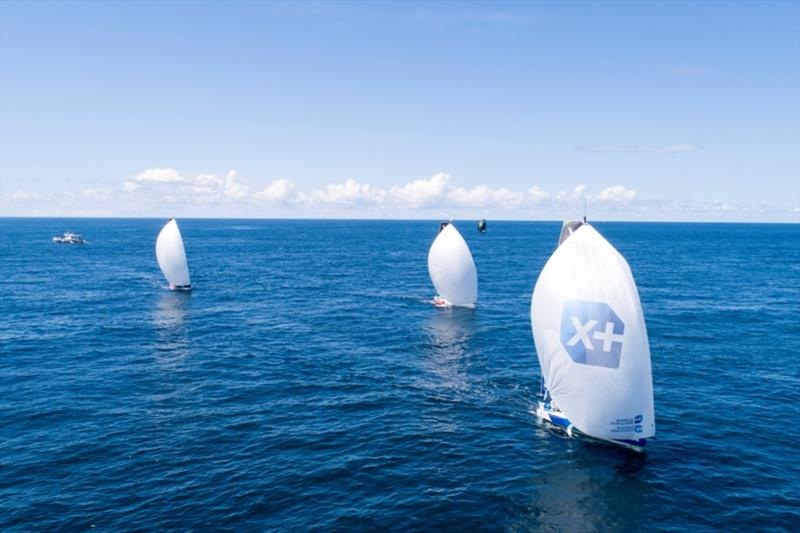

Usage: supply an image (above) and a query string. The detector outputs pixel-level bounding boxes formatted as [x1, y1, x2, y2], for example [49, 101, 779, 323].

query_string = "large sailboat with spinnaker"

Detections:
[531, 219, 655, 452]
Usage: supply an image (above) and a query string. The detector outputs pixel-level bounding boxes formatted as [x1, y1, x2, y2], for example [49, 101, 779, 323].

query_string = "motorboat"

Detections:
[52, 232, 87, 244]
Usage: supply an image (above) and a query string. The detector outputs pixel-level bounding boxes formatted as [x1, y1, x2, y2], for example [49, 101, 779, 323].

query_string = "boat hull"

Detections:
[535, 402, 647, 453]
[431, 296, 475, 309]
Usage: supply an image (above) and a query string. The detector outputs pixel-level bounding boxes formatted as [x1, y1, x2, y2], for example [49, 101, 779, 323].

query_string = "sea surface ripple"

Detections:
[1, 219, 798, 531]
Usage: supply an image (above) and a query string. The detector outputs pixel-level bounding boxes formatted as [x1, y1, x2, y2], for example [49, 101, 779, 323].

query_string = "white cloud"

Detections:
[307, 179, 385, 205]
[6, 166, 793, 222]
[595, 185, 636, 202]
[116, 168, 645, 214]
[579, 144, 700, 153]
[654, 144, 699, 153]
[133, 167, 183, 182]
[83, 187, 111, 200]
[195, 173, 223, 186]
[123, 167, 301, 206]
[255, 179, 295, 202]
[707, 200, 733, 211]
[12, 190, 42, 201]
[184, 173, 225, 196]
[223, 169, 249, 200]
[447, 185, 526, 208]
[191, 185, 218, 194]
[528, 186, 550, 203]
[390, 172, 449, 206]
[556, 184, 587, 202]
[122, 168, 184, 195]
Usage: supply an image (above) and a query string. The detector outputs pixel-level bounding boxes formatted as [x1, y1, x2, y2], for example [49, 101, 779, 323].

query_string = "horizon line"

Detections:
[1, 215, 798, 225]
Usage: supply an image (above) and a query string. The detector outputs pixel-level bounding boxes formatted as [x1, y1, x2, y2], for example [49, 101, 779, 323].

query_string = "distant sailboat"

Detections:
[531, 220, 655, 452]
[156, 218, 191, 291]
[428, 222, 477, 308]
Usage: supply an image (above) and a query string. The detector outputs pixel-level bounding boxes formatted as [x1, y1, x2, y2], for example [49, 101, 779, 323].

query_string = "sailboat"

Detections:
[155, 218, 192, 291]
[428, 221, 477, 308]
[531, 220, 655, 452]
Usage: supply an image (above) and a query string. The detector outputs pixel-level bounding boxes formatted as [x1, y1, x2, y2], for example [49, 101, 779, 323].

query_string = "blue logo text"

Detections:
[560, 300, 625, 368]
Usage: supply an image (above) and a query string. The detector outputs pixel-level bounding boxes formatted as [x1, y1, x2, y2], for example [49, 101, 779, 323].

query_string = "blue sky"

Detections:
[1, 0, 798, 221]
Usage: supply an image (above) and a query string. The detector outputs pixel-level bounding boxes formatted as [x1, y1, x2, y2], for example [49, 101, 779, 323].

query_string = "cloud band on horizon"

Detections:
[5, 167, 797, 222]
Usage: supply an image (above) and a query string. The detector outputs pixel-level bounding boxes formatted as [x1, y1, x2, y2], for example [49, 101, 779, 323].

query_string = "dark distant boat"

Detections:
[478, 219, 487, 232]
[52, 232, 87, 244]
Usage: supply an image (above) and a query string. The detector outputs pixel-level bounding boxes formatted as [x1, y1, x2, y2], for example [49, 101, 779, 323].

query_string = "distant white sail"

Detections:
[531, 224, 655, 441]
[155, 218, 191, 290]
[428, 223, 477, 308]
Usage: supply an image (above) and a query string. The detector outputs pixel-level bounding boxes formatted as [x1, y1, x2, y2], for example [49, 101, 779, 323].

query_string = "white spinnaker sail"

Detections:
[428, 223, 478, 307]
[531, 224, 655, 440]
[155, 218, 191, 288]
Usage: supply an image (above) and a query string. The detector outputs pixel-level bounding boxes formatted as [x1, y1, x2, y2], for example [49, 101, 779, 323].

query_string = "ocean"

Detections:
[1, 218, 798, 531]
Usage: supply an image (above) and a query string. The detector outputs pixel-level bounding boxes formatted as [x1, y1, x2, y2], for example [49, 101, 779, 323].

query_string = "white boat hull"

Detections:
[432, 296, 453, 308]
[535, 401, 647, 453]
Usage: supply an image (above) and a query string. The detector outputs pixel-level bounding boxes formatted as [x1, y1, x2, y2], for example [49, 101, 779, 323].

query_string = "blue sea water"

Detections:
[1, 218, 798, 531]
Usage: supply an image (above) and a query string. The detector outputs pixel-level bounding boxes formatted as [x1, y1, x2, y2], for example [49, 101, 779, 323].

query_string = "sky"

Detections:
[1, 0, 798, 221]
